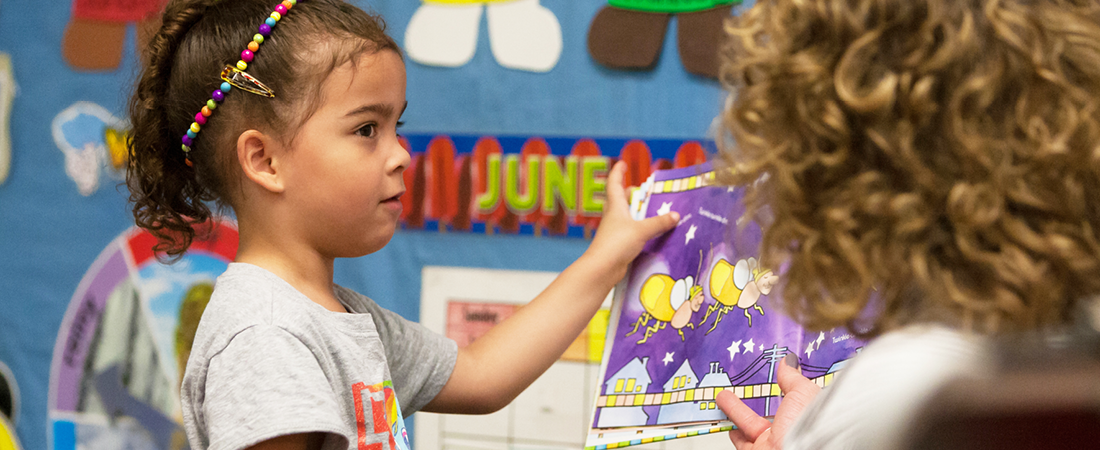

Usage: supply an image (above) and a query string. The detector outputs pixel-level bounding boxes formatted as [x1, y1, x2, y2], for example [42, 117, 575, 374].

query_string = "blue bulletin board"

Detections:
[0, 0, 751, 448]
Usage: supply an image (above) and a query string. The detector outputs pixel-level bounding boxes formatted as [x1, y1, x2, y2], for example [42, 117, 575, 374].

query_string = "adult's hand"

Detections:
[716, 354, 820, 449]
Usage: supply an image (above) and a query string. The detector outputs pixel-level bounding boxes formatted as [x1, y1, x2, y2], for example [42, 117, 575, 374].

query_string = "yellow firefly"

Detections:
[627, 252, 706, 344]
[702, 257, 778, 331]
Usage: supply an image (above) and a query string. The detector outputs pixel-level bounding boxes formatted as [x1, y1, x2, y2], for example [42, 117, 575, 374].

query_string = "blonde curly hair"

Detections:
[718, 0, 1100, 336]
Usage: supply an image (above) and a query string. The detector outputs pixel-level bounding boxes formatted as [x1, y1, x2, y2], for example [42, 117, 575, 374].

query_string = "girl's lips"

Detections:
[382, 192, 404, 211]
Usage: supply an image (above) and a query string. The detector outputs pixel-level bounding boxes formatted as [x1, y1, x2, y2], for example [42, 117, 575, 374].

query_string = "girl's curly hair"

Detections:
[718, 0, 1100, 336]
[127, 0, 397, 260]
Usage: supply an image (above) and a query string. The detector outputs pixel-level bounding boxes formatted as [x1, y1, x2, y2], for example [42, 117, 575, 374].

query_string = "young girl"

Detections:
[125, 1, 679, 449]
[711, 0, 1100, 448]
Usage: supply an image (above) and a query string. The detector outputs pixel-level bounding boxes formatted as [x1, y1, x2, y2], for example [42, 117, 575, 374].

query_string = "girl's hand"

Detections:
[585, 161, 680, 281]
[717, 355, 821, 449]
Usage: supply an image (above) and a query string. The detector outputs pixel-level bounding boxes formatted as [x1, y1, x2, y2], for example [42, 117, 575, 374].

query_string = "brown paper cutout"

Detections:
[62, 19, 127, 71]
[676, 4, 733, 78]
[587, 4, 732, 79]
[588, 7, 670, 71]
[63, 0, 166, 71]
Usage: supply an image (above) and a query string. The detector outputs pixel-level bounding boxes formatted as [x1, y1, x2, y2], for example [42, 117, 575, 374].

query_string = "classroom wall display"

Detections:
[416, 267, 732, 450]
[0, 415, 21, 450]
[0, 0, 741, 448]
[51, 102, 129, 196]
[0, 52, 13, 186]
[587, 1, 738, 78]
[0, 361, 18, 427]
[0, 361, 20, 450]
[405, 0, 562, 72]
[47, 221, 236, 450]
[398, 134, 710, 238]
[61, 0, 165, 71]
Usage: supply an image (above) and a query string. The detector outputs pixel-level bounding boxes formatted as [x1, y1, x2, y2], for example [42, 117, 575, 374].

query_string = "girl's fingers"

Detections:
[716, 390, 773, 442]
[604, 161, 628, 210]
[637, 210, 680, 238]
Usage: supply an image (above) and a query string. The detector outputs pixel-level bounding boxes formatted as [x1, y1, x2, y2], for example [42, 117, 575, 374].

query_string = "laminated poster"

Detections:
[585, 163, 864, 449]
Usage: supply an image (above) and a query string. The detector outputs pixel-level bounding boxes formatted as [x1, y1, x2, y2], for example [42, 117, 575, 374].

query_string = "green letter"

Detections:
[541, 156, 577, 215]
[580, 156, 610, 215]
[476, 153, 502, 214]
[504, 154, 539, 214]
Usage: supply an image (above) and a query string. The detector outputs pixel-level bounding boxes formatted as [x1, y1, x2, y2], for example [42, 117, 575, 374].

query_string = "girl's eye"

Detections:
[356, 124, 376, 138]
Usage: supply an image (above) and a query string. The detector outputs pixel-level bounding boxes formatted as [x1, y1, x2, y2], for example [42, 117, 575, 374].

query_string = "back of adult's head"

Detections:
[126, 0, 398, 260]
[718, 0, 1100, 336]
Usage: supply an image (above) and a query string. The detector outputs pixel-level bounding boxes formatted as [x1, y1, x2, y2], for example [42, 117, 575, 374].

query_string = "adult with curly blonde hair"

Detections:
[712, 0, 1100, 448]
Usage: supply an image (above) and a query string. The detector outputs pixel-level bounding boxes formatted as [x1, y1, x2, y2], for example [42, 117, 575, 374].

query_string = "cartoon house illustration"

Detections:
[657, 360, 731, 424]
[597, 356, 650, 428]
[694, 361, 734, 421]
[656, 359, 698, 424]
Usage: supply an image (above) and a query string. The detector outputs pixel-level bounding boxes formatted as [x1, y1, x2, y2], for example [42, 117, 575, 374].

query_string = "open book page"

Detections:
[586, 162, 863, 449]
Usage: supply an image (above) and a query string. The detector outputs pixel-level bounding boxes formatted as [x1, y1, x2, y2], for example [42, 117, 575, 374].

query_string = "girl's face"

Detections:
[280, 49, 409, 258]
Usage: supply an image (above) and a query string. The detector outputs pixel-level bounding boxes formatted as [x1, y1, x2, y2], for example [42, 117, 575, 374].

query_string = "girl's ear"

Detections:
[237, 129, 285, 193]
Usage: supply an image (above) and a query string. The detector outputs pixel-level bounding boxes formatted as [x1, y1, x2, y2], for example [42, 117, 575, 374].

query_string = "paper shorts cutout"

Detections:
[405, 0, 562, 72]
[62, 0, 165, 71]
[587, 3, 736, 79]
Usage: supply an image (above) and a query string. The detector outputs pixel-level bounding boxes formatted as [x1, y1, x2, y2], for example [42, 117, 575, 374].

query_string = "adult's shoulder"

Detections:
[784, 325, 990, 450]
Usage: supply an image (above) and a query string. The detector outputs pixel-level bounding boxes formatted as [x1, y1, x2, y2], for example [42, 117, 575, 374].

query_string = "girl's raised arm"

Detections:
[423, 161, 679, 414]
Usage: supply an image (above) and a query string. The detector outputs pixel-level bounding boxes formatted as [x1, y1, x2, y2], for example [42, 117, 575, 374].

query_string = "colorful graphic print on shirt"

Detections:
[352, 380, 409, 450]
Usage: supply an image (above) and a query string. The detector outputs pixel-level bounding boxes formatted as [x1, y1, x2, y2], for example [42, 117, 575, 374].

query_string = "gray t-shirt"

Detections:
[181, 263, 457, 450]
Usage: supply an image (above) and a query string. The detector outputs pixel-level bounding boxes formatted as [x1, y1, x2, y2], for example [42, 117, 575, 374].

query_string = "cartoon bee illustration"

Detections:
[701, 257, 779, 331]
[627, 252, 706, 344]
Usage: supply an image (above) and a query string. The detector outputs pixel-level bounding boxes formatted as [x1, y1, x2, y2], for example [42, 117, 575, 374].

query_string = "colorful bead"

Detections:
[180, 0, 296, 163]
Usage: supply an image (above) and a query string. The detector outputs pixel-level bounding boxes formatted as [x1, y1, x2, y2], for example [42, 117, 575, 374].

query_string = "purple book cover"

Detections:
[586, 163, 863, 449]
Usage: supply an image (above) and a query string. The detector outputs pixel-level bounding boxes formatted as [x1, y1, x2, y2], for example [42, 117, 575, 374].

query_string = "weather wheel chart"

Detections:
[47, 221, 238, 450]
[585, 163, 864, 450]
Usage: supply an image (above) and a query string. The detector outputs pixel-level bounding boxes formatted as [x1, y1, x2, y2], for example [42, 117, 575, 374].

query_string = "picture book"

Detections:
[585, 162, 864, 449]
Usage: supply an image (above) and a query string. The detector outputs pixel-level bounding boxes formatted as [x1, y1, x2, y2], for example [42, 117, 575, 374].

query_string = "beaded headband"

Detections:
[180, 0, 298, 167]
